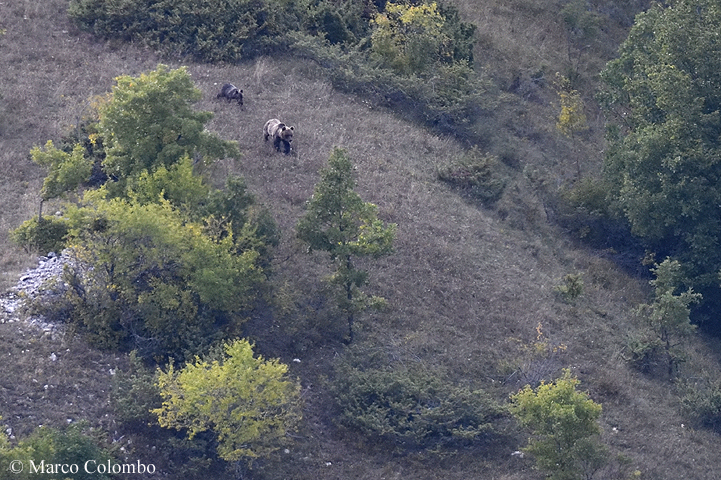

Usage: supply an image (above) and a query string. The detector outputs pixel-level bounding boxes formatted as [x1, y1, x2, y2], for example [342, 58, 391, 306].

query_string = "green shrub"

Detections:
[679, 376, 721, 431]
[509, 369, 607, 480]
[54, 199, 264, 360]
[68, 0, 497, 142]
[562, 177, 612, 217]
[329, 359, 502, 450]
[1, 423, 114, 480]
[68, 0, 308, 61]
[153, 339, 302, 463]
[554, 273, 584, 303]
[437, 147, 507, 204]
[623, 333, 663, 374]
[634, 258, 701, 377]
[11, 215, 69, 255]
[111, 351, 163, 427]
[18, 66, 271, 362]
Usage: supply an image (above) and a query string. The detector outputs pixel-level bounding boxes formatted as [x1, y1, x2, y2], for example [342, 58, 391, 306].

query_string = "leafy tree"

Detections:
[370, 0, 476, 76]
[371, 1, 450, 75]
[97, 64, 239, 199]
[111, 351, 163, 427]
[296, 147, 396, 343]
[509, 369, 607, 480]
[555, 74, 588, 177]
[31, 140, 93, 216]
[635, 258, 701, 376]
[559, 0, 602, 85]
[599, 0, 721, 309]
[153, 339, 302, 464]
[14, 65, 274, 361]
[203, 175, 281, 264]
[10, 141, 91, 253]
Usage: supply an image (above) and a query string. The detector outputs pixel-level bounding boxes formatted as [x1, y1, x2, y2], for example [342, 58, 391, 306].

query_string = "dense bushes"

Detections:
[0, 423, 115, 480]
[67, 0, 496, 140]
[599, 0, 721, 319]
[13, 65, 275, 361]
[154, 339, 302, 463]
[68, 0, 300, 60]
[10, 215, 69, 255]
[55, 198, 263, 358]
[437, 146, 507, 204]
[328, 348, 502, 450]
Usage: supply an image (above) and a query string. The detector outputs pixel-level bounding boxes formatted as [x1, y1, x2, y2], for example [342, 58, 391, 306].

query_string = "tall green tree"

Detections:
[599, 0, 721, 308]
[296, 147, 396, 343]
[153, 339, 301, 464]
[509, 369, 607, 480]
[98, 64, 239, 199]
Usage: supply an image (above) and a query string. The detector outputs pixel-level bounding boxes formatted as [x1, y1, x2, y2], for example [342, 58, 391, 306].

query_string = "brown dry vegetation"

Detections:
[3, 0, 721, 479]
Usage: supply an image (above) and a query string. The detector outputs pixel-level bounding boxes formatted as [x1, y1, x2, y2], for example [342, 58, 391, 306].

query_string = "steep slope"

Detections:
[1, 1, 721, 479]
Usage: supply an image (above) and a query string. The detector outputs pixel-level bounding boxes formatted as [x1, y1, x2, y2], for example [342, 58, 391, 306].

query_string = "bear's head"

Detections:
[280, 125, 294, 143]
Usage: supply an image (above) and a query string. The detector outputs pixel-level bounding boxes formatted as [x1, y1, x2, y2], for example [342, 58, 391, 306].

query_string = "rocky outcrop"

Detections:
[0, 251, 71, 334]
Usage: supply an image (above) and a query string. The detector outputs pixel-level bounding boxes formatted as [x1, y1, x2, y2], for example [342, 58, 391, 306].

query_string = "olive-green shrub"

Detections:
[329, 360, 502, 450]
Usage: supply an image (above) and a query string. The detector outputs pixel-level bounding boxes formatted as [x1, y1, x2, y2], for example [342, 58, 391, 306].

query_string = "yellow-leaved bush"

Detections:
[153, 339, 302, 463]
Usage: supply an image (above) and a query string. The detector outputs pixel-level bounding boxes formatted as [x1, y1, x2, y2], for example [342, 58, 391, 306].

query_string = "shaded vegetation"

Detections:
[329, 345, 503, 451]
[599, 0, 721, 324]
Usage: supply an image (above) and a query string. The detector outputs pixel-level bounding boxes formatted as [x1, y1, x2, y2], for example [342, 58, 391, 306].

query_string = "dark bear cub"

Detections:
[217, 83, 243, 106]
[263, 118, 294, 154]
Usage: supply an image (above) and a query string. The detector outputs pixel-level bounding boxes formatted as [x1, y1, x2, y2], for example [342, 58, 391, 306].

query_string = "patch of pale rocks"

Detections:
[0, 251, 72, 334]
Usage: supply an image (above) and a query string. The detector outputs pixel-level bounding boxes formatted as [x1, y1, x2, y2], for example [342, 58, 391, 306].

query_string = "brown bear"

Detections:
[217, 83, 243, 106]
[263, 118, 294, 154]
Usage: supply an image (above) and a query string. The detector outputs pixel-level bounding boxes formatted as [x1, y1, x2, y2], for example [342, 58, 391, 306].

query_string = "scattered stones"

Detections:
[0, 251, 73, 335]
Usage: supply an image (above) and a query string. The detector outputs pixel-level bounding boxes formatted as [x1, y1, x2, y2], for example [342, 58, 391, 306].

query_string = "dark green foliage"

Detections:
[554, 273, 584, 303]
[204, 175, 281, 266]
[55, 199, 263, 360]
[633, 258, 701, 377]
[437, 147, 507, 204]
[291, 32, 496, 139]
[11, 215, 69, 255]
[111, 351, 163, 426]
[67, 0, 494, 141]
[68, 0, 310, 61]
[296, 147, 396, 342]
[560, 0, 602, 85]
[307, 0, 371, 45]
[18, 65, 273, 362]
[97, 65, 239, 200]
[599, 0, 721, 311]
[623, 333, 663, 374]
[679, 376, 721, 431]
[2, 423, 115, 480]
[329, 359, 502, 450]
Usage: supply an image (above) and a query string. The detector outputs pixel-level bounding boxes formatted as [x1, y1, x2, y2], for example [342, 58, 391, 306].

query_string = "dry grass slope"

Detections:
[2, 1, 721, 479]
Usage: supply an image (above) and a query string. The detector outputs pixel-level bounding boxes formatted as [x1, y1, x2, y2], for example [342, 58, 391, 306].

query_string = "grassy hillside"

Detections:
[2, 0, 721, 479]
